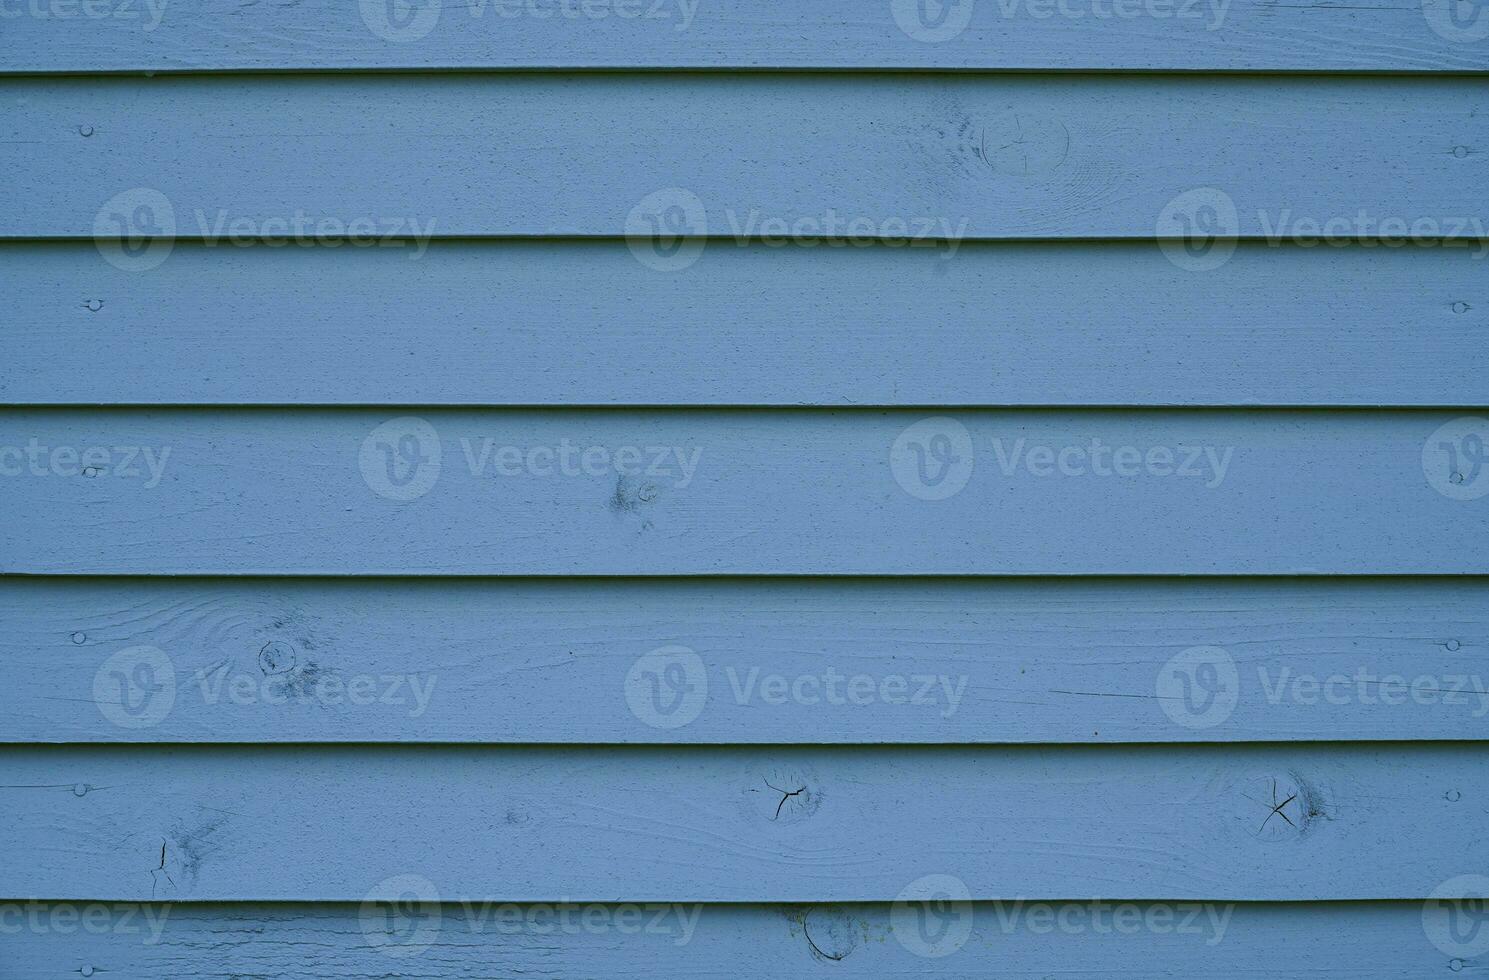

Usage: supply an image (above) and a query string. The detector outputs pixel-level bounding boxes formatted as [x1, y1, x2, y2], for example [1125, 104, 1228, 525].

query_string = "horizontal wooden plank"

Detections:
[5, 240, 1486, 406]
[3, 900, 1470, 979]
[5, 74, 1486, 238]
[4, 578, 1486, 743]
[3, 0, 1486, 73]
[1, 409, 1486, 575]
[1, 743, 1483, 900]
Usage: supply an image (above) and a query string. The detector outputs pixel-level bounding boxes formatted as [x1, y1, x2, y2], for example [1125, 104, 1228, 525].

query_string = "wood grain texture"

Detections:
[4, 577, 1486, 743]
[5, 74, 1486, 238]
[1, 743, 1483, 901]
[2, 0, 1485, 72]
[5, 240, 1486, 406]
[3, 900, 1465, 979]
[1, 408, 1485, 575]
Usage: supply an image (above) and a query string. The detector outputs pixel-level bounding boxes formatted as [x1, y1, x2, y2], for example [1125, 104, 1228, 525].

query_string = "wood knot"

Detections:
[978, 111, 1070, 178]
[258, 641, 298, 675]
[800, 905, 858, 962]
[738, 763, 822, 826]
[1237, 773, 1322, 842]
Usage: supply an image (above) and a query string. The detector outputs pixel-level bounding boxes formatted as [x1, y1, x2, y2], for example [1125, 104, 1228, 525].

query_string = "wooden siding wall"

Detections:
[2, 4, 1487, 978]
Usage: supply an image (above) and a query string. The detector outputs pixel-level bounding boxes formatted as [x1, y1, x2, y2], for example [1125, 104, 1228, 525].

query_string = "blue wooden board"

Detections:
[1, 409, 1484, 575]
[0, 743, 1482, 901]
[4, 1, 1486, 969]
[2, 0, 1485, 72]
[5, 74, 1485, 238]
[4, 577, 1485, 743]
[4, 240, 1485, 406]
[4, 900, 1467, 979]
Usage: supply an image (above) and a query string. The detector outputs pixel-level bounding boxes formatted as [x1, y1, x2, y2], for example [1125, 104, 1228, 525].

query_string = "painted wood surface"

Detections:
[4, 577, 1485, 743]
[1, 409, 1485, 575]
[5, 240, 1485, 407]
[6, 74, 1486, 239]
[4, 0, 1487, 73]
[1, 743, 1482, 901]
[3, 900, 1466, 979]
[5, 3, 1486, 966]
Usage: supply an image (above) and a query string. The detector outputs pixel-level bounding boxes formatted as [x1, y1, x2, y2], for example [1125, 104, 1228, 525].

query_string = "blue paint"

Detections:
[3, 75, 1485, 238]
[2, 21, 1485, 979]
[2, 0, 1485, 71]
